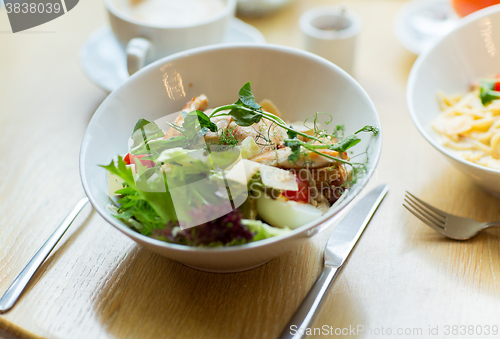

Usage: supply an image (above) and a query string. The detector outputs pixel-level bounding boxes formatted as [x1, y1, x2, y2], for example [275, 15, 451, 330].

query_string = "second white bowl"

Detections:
[408, 5, 500, 197]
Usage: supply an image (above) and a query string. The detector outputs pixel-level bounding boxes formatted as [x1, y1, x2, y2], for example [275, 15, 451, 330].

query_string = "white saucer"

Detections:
[80, 18, 266, 92]
[394, 0, 458, 54]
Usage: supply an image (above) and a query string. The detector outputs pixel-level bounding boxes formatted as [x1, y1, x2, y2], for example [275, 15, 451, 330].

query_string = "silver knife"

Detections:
[0, 197, 89, 313]
[279, 184, 389, 339]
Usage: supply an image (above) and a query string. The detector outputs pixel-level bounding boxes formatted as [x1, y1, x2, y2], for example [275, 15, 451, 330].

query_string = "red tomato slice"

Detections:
[124, 153, 155, 168]
[123, 153, 131, 165]
[495, 73, 500, 92]
[282, 174, 310, 203]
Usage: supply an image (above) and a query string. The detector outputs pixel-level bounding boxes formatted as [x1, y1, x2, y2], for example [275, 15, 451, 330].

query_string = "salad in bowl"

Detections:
[102, 82, 378, 247]
[80, 44, 381, 271]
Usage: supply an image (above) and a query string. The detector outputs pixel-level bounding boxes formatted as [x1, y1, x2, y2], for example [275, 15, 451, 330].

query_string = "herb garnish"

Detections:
[217, 128, 238, 151]
[133, 82, 378, 181]
[479, 79, 500, 105]
[206, 82, 379, 169]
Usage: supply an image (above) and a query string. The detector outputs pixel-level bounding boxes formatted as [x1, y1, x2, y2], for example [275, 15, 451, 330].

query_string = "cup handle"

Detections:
[126, 37, 152, 76]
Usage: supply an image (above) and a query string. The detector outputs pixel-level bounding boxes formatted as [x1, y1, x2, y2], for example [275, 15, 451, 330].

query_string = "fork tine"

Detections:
[404, 198, 446, 229]
[405, 191, 447, 221]
[403, 202, 446, 231]
[404, 195, 446, 225]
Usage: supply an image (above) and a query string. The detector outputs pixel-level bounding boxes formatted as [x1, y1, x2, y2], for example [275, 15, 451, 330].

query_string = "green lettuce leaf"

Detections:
[131, 119, 165, 150]
[131, 135, 189, 156]
[101, 156, 177, 235]
[241, 219, 291, 241]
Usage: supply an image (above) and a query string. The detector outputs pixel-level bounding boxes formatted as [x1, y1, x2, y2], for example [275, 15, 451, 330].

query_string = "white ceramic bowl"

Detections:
[80, 44, 382, 272]
[408, 5, 500, 197]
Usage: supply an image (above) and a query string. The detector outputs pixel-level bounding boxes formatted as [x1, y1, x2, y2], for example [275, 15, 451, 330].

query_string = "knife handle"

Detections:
[279, 265, 341, 339]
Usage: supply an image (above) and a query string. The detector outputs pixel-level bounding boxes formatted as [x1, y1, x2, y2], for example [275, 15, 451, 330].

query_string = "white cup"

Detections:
[299, 6, 362, 75]
[105, 0, 237, 75]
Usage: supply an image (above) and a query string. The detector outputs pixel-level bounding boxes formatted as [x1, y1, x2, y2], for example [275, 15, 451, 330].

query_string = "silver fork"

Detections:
[403, 191, 500, 240]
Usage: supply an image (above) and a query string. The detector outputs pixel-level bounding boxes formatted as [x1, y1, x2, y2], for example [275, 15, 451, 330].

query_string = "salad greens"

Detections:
[242, 220, 291, 241]
[479, 78, 500, 105]
[131, 118, 164, 149]
[102, 82, 379, 247]
[103, 155, 176, 235]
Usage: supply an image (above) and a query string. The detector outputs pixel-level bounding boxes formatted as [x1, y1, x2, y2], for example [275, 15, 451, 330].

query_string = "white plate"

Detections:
[395, 0, 458, 54]
[80, 18, 266, 92]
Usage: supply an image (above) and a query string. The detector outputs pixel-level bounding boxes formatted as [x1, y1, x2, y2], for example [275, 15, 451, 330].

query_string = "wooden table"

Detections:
[1, 0, 500, 338]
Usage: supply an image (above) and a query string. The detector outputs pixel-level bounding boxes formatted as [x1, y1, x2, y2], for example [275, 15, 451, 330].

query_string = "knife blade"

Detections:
[278, 184, 389, 339]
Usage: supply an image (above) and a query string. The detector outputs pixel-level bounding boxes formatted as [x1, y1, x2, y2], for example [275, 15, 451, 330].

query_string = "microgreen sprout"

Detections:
[206, 82, 379, 170]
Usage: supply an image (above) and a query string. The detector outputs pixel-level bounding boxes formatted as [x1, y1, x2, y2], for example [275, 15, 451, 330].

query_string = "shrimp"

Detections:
[164, 95, 209, 139]
[309, 164, 348, 204]
[249, 147, 348, 169]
